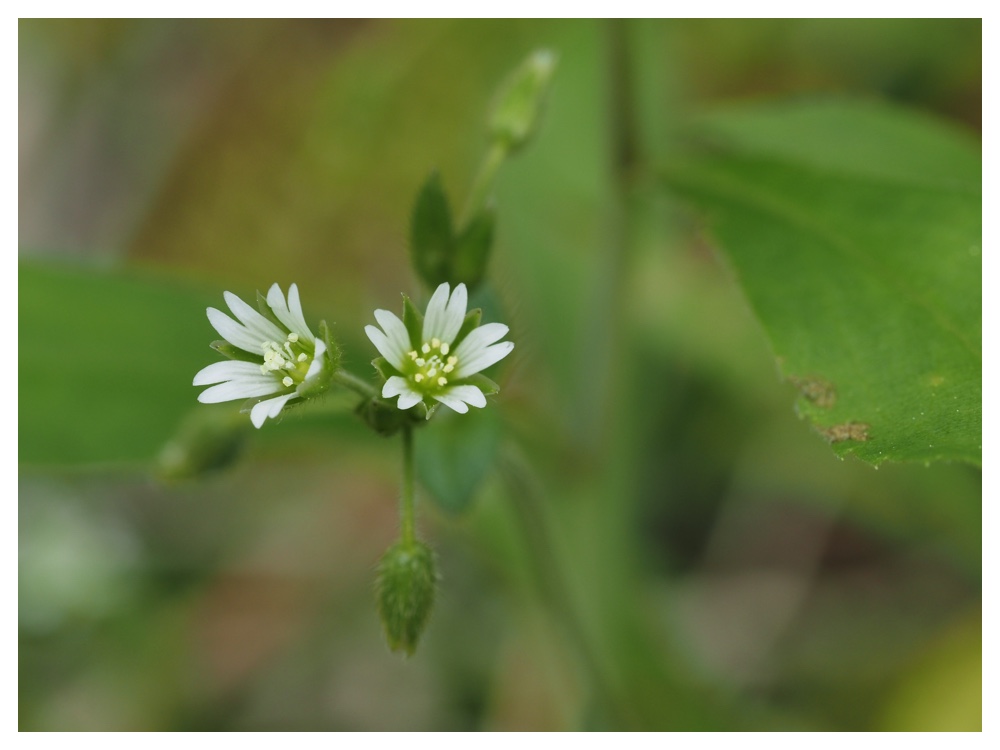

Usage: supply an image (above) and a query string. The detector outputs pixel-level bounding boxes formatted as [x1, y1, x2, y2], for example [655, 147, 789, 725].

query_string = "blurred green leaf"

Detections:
[415, 408, 501, 514]
[666, 99, 981, 466]
[452, 206, 496, 289]
[20, 262, 217, 468]
[410, 170, 455, 289]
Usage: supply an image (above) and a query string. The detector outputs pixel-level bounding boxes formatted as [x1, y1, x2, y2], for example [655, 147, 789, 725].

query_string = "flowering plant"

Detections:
[365, 282, 513, 417]
[193, 283, 337, 428]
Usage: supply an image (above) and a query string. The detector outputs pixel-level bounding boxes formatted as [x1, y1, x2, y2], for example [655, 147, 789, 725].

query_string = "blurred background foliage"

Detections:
[19, 19, 980, 730]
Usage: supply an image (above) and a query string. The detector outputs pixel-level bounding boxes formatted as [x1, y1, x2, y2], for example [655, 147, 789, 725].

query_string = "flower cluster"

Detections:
[193, 283, 335, 428]
[366, 282, 514, 415]
[195, 281, 512, 426]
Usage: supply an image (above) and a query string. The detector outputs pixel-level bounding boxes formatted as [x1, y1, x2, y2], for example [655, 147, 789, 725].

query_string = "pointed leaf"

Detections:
[410, 170, 455, 288]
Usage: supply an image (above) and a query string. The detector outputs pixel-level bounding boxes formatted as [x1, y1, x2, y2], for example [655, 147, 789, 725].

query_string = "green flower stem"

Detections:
[459, 140, 508, 228]
[400, 424, 416, 546]
[332, 369, 380, 400]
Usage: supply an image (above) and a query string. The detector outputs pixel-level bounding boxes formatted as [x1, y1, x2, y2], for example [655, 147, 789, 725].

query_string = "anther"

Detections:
[288, 333, 299, 343]
[408, 350, 418, 360]
[437, 377, 447, 386]
[415, 358, 426, 367]
[443, 364, 454, 373]
[422, 343, 430, 354]
[282, 376, 294, 387]
[297, 353, 307, 362]
[432, 338, 441, 349]
[414, 373, 424, 382]
[440, 343, 450, 355]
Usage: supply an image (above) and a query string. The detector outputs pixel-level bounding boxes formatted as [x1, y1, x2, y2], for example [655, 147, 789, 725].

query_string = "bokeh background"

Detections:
[19, 19, 981, 731]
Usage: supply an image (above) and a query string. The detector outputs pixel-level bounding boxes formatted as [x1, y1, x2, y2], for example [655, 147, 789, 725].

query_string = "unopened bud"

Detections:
[489, 49, 557, 152]
[156, 406, 248, 481]
[375, 540, 438, 656]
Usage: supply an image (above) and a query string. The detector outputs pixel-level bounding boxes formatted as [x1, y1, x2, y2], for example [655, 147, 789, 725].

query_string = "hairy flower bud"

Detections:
[489, 49, 557, 152]
[375, 540, 438, 656]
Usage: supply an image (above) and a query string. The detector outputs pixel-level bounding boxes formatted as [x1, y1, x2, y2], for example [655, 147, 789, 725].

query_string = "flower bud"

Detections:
[156, 406, 248, 481]
[489, 49, 557, 152]
[375, 540, 438, 656]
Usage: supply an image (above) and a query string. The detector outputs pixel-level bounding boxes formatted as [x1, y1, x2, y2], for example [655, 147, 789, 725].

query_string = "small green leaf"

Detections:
[453, 206, 496, 289]
[415, 407, 501, 514]
[666, 99, 981, 466]
[410, 170, 455, 289]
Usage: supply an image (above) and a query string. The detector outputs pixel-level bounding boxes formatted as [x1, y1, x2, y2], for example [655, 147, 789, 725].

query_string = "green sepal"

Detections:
[375, 540, 438, 656]
[255, 290, 286, 330]
[423, 402, 439, 421]
[453, 206, 495, 290]
[410, 170, 455, 289]
[355, 396, 421, 437]
[401, 294, 425, 348]
[371, 356, 401, 383]
[452, 308, 483, 348]
[318, 320, 341, 374]
[210, 340, 260, 363]
[463, 373, 500, 397]
[295, 321, 339, 400]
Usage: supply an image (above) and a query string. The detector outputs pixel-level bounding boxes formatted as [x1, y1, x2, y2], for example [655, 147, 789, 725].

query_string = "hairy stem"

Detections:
[400, 424, 416, 546]
[332, 369, 379, 400]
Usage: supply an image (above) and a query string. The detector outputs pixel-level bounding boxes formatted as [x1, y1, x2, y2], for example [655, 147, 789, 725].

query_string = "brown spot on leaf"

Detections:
[821, 422, 870, 443]
[789, 375, 837, 409]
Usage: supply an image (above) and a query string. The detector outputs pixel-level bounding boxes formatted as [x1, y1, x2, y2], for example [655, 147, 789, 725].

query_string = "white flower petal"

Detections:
[396, 390, 424, 410]
[382, 376, 412, 399]
[197, 378, 283, 404]
[266, 283, 313, 341]
[193, 360, 264, 386]
[454, 341, 514, 378]
[366, 325, 406, 370]
[374, 309, 412, 360]
[286, 283, 314, 340]
[444, 384, 487, 408]
[304, 338, 326, 380]
[207, 308, 262, 354]
[431, 391, 470, 414]
[440, 282, 468, 344]
[422, 282, 451, 341]
[224, 291, 286, 344]
[454, 322, 509, 361]
[250, 393, 294, 428]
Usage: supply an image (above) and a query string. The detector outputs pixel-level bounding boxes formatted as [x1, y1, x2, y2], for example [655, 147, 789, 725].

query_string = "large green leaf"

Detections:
[666, 100, 981, 466]
[414, 407, 501, 514]
[20, 263, 230, 468]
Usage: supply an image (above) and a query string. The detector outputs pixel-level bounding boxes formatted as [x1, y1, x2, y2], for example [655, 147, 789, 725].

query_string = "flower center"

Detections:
[260, 332, 312, 388]
[406, 337, 458, 393]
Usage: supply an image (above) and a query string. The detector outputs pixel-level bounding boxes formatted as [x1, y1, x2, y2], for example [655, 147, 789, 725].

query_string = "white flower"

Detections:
[365, 282, 513, 414]
[193, 283, 333, 428]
